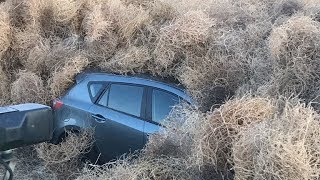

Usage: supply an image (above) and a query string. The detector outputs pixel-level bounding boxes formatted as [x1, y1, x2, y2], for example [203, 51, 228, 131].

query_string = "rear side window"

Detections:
[152, 89, 179, 123]
[97, 88, 110, 107]
[98, 84, 144, 117]
[88, 82, 105, 101]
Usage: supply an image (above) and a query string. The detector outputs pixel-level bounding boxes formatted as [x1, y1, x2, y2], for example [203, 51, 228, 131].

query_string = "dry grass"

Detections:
[118, 5, 151, 40]
[143, 104, 202, 160]
[12, 146, 57, 180]
[158, 0, 216, 15]
[191, 96, 275, 174]
[148, 1, 177, 23]
[5, 0, 318, 110]
[23, 38, 51, 73]
[12, 26, 42, 58]
[36, 130, 93, 164]
[268, 15, 320, 99]
[26, 0, 81, 39]
[143, 97, 275, 179]
[2, 0, 320, 179]
[84, 35, 119, 62]
[50, 0, 84, 24]
[0, 3, 11, 58]
[82, 5, 118, 61]
[93, 97, 277, 179]
[85, 0, 151, 41]
[6, 0, 30, 29]
[99, 45, 150, 74]
[233, 101, 320, 180]
[302, 0, 320, 20]
[45, 37, 81, 70]
[173, 0, 276, 110]
[103, 0, 151, 41]
[21, 35, 81, 76]
[270, 15, 320, 63]
[10, 71, 47, 104]
[36, 130, 93, 179]
[153, 10, 212, 75]
[49, 55, 89, 98]
[77, 156, 200, 180]
[82, 4, 114, 42]
[0, 66, 10, 106]
[177, 54, 247, 111]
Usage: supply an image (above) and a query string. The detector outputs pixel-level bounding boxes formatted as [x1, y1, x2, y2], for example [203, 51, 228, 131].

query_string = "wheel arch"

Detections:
[51, 125, 82, 144]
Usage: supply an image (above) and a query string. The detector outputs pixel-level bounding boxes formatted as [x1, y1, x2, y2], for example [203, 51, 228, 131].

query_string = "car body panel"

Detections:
[142, 121, 161, 144]
[89, 105, 145, 162]
[51, 98, 93, 143]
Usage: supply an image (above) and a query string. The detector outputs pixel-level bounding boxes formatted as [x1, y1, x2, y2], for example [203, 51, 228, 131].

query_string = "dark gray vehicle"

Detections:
[0, 103, 53, 180]
[51, 73, 192, 163]
[0, 103, 53, 151]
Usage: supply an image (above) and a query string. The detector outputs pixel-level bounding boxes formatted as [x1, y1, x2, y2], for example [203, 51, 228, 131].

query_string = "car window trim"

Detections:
[95, 83, 110, 104]
[87, 81, 109, 103]
[145, 87, 153, 122]
[94, 82, 148, 120]
[145, 87, 162, 126]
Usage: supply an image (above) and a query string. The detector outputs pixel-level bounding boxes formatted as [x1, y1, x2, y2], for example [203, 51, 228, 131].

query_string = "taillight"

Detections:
[53, 99, 63, 110]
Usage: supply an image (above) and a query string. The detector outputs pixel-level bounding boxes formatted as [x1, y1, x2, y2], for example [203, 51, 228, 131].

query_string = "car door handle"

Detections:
[92, 114, 107, 123]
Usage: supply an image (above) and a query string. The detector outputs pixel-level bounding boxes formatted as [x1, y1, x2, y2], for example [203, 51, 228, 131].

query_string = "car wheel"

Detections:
[56, 129, 79, 144]
[57, 130, 100, 164]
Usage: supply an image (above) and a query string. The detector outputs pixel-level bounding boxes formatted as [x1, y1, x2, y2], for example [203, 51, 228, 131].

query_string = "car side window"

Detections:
[98, 84, 144, 117]
[97, 88, 110, 107]
[89, 82, 105, 100]
[152, 89, 179, 123]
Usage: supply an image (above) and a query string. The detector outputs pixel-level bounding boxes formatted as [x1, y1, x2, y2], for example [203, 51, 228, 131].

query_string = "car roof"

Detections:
[77, 73, 193, 103]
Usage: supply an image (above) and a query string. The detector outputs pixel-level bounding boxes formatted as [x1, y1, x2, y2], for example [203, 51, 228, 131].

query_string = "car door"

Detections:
[143, 87, 180, 143]
[89, 83, 146, 162]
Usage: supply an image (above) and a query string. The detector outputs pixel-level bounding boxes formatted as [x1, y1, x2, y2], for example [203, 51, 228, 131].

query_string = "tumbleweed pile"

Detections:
[1, 0, 320, 179]
[233, 100, 320, 180]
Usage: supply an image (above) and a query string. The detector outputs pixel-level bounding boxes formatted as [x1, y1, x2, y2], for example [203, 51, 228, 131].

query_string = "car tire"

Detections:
[56, 129, 79, 144]
[57, 130, 101, 164]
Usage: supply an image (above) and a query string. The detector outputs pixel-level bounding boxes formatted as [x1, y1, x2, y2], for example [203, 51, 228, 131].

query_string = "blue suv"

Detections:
[51, 73, 192, 162]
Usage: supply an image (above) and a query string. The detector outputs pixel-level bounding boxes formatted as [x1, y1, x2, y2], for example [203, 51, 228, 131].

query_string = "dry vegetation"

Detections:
[35, 130, 94, 179]
[233, 100, 320, 179]
[1, 0, 320, 179]
[77, 156, 201, 180]
[11, 71, 47, 104]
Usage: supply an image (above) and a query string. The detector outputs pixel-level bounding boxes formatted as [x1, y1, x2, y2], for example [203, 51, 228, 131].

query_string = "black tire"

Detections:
[56, 129, 79, 144]
[58, 130, 100, 164]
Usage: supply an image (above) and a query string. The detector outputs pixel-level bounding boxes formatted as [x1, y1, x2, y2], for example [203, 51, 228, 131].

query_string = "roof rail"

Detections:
[77, 70, 185, 90]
